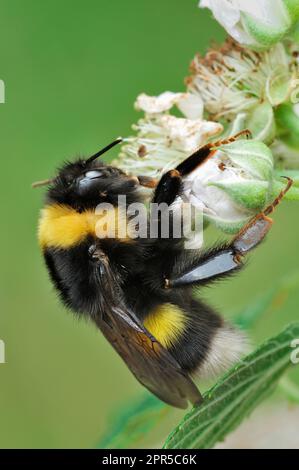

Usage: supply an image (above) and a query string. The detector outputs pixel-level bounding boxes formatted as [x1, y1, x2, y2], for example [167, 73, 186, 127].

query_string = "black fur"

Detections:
[41, 155, 244, 377]
[46, 159, 143, 210]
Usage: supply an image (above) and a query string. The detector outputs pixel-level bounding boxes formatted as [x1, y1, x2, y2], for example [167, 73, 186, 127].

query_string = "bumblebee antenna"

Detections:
[32, 138, 123, 189]
[32, 178, 55, 189]
[86, 137, 123, 164]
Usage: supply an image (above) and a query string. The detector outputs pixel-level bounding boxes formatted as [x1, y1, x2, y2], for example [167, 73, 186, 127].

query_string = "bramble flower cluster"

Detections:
[118, 92, 222, 177]
[187, 40, 298, 142]
[115, 1, 299, 233]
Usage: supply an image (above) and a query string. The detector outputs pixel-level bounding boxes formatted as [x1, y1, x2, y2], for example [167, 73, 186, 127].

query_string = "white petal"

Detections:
[200, 0, 254, 45]
[176, 93, 204, 119]
[200, 0, 241, 31]
[159, 115, 223, 152]
[182, 155, 251, 220]
[135, 92, 187, 114]
[199, 0, 291, 47]
[236, 0, 289, 29]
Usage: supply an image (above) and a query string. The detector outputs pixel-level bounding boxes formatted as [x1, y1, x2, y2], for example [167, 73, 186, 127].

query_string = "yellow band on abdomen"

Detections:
[144, 303, 187, 349]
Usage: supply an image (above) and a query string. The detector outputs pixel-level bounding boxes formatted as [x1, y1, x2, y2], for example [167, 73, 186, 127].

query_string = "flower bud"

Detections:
[182, 140, 275, 233]
[199, 0, 299, 50]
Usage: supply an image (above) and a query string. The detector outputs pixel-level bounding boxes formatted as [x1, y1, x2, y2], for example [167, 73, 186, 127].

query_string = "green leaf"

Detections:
[279, 377, 299, 404]
[98, 270, 299, 448]
[97, 393, 169, 449]
[163, 323, 299, 449]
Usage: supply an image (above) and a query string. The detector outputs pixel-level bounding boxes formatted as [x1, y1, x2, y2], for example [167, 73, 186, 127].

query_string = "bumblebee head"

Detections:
[47, 158, 140, 210]
[33, 138, 149, 211]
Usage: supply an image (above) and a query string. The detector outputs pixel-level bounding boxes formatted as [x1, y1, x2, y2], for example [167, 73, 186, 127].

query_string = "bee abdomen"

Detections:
[144, 299, 248, 378]
[195, 323, 249, 379]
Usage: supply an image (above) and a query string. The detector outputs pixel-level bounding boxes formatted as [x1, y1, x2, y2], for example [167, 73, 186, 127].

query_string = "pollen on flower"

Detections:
[113, 23, 295, 235]
[186, 39, 296, 121]
[116, 92, 223, 177]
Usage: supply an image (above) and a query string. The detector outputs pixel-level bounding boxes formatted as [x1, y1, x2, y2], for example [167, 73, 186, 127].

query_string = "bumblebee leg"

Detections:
[153, 169, 183, 205]
[166, 178, 293, 288]
[212, 129, 252, 147]
[175, 129, 251, 178]
[233, 177, 293, 254]
[153, 130, 252, 205]
[153, 146, 217, 204]
[264, 177, 293, 216]
[175, 145, 216, 177]
[137, 175, 158, 188]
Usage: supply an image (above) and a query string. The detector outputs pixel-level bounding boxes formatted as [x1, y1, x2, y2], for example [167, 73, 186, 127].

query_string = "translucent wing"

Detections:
[95, 306, 202, 409]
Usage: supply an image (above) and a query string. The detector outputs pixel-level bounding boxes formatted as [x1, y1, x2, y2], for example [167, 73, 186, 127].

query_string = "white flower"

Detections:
[116, 89, 277, 233]
[199, 0, 299, 49]
[189, 40, 293, 118]
[135, 91, 203, 118]
[187, 39, 297, 142]
[117, 92, 223, 177]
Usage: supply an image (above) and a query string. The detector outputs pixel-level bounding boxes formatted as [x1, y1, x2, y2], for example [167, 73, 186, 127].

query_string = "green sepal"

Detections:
[246, 102, 276, 144]
[209, 179, 269, 211]
[218, 140, 274, 180]
[203, 213, 250, 235]
[241, 14, 288, 50]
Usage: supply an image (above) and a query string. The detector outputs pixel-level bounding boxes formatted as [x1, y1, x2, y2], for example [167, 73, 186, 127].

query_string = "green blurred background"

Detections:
[0, 0, 298, 448]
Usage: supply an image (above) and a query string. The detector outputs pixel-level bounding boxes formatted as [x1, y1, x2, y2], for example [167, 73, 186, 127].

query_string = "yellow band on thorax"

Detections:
[38, 204, 129, 249]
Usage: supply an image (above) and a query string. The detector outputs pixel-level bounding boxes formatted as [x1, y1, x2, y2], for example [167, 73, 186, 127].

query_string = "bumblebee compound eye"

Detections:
[77, 170, 104, 195]
[84, 170, 104, 179]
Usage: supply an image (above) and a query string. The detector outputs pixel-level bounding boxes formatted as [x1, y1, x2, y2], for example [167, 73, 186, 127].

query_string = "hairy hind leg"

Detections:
[166, 178, 293, 288]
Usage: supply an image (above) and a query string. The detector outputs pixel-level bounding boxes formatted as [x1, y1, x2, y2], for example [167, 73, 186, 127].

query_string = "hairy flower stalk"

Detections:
[116, 5, 299, 234]
[199, 0, 299, 50]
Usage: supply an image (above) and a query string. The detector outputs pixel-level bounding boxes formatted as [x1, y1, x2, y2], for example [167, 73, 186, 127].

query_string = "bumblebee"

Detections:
[35, 131, 292, 408]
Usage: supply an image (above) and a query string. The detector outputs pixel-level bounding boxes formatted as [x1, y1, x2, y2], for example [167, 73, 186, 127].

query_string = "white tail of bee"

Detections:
[197, 324, 250, 379]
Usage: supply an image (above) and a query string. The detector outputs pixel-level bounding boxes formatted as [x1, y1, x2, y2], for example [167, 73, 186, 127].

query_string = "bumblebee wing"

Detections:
[95, 306, 202, 409]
